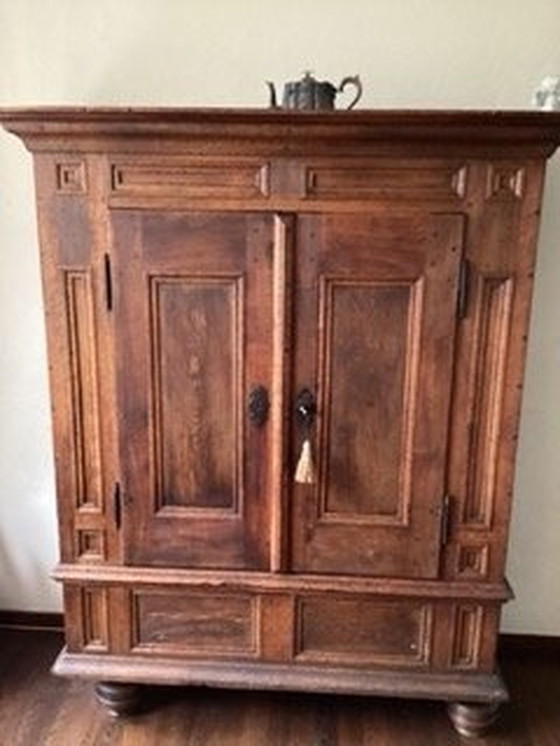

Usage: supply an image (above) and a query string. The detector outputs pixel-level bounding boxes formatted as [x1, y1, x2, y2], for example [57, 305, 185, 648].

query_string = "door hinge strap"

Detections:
[440, 494, 452, 546]
[113, 481, 122, 530]
[104, 252, 113, 312]
[457, 258, 470, 320]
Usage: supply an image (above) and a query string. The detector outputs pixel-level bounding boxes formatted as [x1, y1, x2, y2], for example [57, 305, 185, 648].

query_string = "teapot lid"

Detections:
[299, 70, 316, 85]
[296, 70, 337, 91]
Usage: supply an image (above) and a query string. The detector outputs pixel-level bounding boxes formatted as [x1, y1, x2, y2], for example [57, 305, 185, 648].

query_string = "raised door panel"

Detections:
[154, 277, 240, 511]
[112, 211, 274, 569]
[290, 213, 464, 578]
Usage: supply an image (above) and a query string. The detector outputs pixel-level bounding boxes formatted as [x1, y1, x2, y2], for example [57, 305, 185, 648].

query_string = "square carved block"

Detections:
[456, 544, 490, 579]
[485, 164, 525, 200]
[77, 530, 105, 561]
[56, 160, 87, 193]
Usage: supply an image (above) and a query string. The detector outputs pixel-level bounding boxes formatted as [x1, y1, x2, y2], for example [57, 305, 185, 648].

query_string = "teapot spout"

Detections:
[267, 81, 278, 108]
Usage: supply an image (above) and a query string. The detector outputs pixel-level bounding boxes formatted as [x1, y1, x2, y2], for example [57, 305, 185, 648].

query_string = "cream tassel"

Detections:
[294, 439, 316, 484]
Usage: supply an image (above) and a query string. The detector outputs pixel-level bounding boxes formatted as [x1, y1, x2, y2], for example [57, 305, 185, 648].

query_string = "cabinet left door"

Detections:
[111, 211, 275, 569]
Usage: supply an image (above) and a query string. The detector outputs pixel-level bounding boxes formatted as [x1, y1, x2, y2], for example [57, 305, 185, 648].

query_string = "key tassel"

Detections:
[295, 438, 316, 484]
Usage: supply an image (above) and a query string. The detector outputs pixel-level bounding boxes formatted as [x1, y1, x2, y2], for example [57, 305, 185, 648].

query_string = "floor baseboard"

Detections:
[0, 611, 558, 654]
[0, 610, 64, 631]
[499, 633, 560, 655]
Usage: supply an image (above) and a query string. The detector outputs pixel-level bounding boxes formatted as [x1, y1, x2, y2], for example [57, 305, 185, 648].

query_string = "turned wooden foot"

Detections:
[447, 701, 500, 738]
[94, 681, 142, 717]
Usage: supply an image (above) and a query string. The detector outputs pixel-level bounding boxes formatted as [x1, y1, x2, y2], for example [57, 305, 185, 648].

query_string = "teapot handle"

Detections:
[338, 75, 363, 110]
[267, 81, 278, 109]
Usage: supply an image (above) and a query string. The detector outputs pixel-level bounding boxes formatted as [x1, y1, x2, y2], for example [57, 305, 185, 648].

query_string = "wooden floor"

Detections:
[0, 629, 559, 745]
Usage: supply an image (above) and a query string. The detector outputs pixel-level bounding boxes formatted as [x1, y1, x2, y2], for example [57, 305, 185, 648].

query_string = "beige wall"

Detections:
[1, 0, 559, 632]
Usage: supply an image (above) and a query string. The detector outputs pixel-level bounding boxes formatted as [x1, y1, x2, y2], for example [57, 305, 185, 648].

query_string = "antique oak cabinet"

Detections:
[2, 108, 560, 737]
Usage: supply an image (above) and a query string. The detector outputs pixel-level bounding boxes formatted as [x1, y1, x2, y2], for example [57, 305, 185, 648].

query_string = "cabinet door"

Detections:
[290, 213, 464, 578]
[112, 211, 274, 569]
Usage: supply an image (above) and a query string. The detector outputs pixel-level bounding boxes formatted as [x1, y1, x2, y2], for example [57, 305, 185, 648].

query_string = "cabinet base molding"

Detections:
[0, 610, 64, 631]
[53, 648, 508, 704]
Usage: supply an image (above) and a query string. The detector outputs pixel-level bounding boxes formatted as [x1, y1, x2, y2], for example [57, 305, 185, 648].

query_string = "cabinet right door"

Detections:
[290, 213, 464, 578]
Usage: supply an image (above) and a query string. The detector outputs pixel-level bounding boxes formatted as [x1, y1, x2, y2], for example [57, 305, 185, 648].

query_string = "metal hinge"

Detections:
[440, 494, 452, 547]
[104, 253, 113, 312]
[113, 482, 122, 530]
[457, 257, 470, 320]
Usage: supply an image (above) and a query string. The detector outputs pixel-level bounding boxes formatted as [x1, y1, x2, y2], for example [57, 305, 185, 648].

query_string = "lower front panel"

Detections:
[62, 579, 502, 677]
[295, 596, 432, 667]
[132, 590, 258, 658]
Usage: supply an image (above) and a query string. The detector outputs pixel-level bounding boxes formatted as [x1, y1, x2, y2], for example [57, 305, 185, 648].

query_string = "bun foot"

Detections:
[447, 701, 500, 738]
[94, 681, 142, 717]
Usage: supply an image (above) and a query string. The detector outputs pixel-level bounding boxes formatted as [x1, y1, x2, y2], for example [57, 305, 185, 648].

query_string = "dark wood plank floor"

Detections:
[0, 629, 559, 745]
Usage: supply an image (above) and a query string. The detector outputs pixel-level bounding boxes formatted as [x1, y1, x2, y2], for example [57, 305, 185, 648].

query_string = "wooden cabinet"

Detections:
[2, 108, 560, 737]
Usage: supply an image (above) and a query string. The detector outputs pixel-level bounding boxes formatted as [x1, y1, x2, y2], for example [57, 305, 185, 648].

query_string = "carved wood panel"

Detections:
[295, 595, 433, 667]
[319, 278, 420, 524]
[64, 270, 103, 514]
[450, 604, 484, 669]
[463, 276, 514, 527]
[304, 159, 468, 201]
[110, 157, 270, 202]
[132, 590, 258, 657]
[150, 276, 243, 513]
[81, 588, 109, 652]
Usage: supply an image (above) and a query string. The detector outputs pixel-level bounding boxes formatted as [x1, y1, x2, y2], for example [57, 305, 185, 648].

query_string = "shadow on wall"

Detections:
[0, 527, 62, 612]
[0, 530, 25, 609]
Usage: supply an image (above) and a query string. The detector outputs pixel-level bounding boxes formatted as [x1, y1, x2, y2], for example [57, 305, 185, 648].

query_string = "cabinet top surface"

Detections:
[1, 105, 560, 121]
[2, 107, 560, 155]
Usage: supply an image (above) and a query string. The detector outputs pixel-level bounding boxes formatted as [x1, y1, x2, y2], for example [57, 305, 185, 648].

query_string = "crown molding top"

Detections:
[1, 107, 560, 157]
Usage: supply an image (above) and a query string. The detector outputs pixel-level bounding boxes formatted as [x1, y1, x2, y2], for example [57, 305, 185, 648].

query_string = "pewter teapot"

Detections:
[267, 72, 362, 111]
